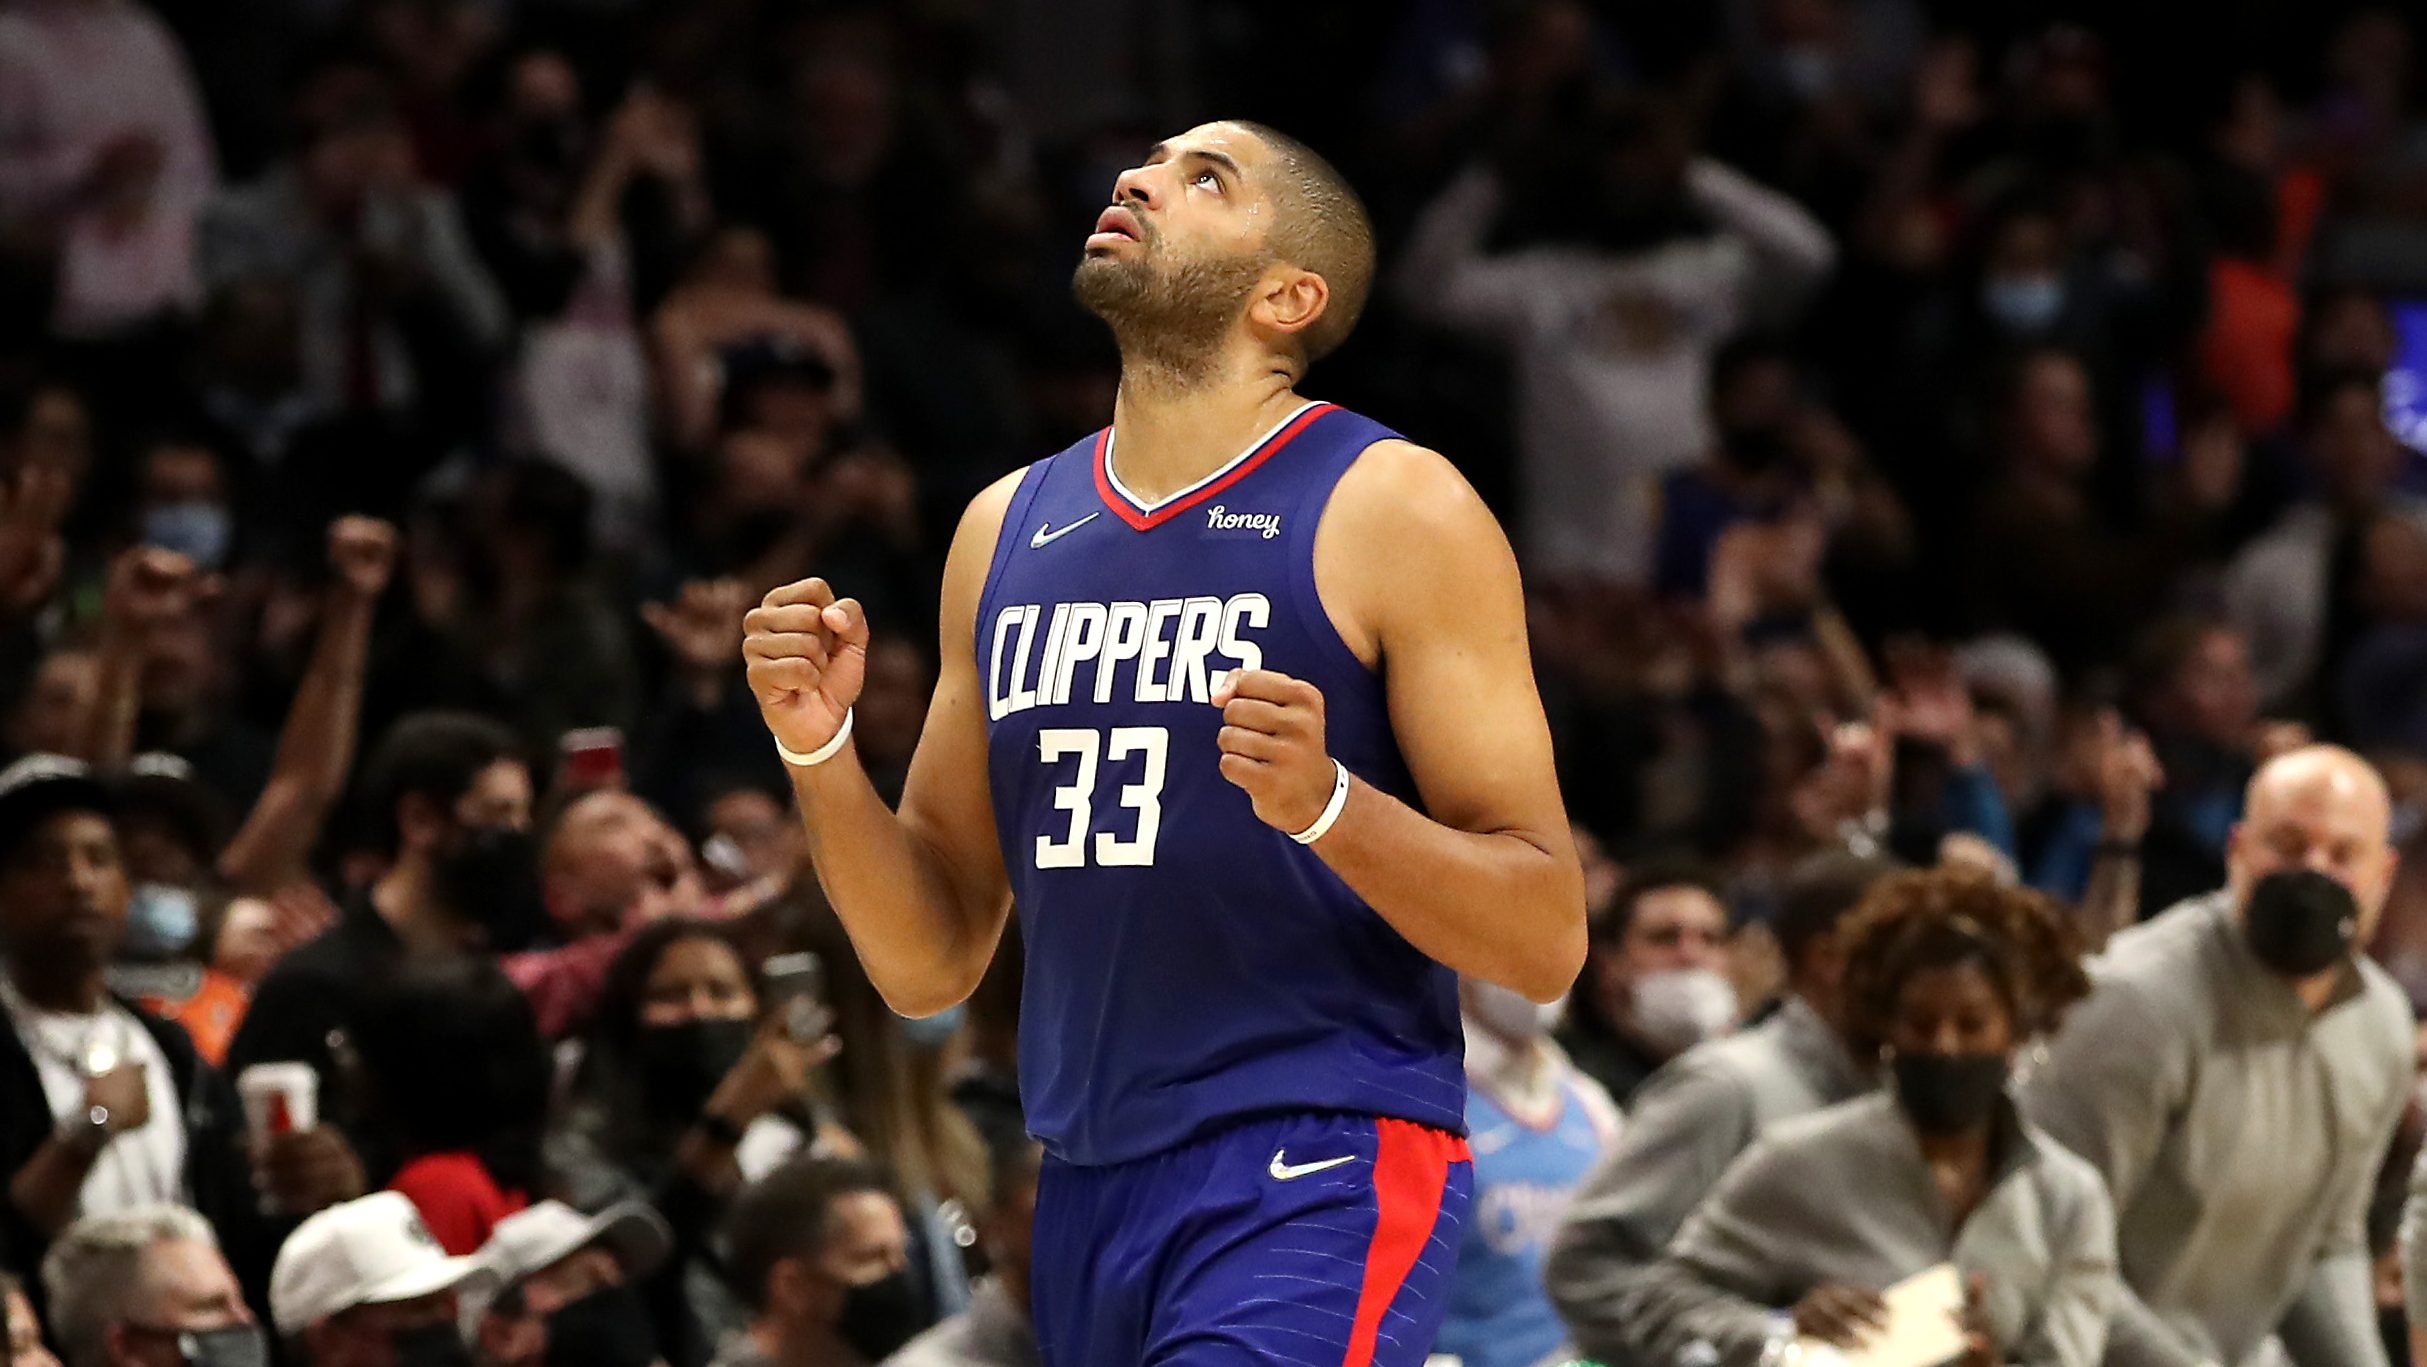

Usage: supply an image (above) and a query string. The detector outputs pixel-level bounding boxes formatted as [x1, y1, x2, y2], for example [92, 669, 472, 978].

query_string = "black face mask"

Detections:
[544, 1285, 659, 1367]
[174, 1324, 270, 1367]
[391, 1320, 475, 1367]
[1891, 1050, 2009, 1135]
[635, 1016, 752, 1116]
[1718, 422, 1794, 475]
[835, 1269, 928, 1361]
[2245, 869, 2361, 977]
[433, 825, 542, 947]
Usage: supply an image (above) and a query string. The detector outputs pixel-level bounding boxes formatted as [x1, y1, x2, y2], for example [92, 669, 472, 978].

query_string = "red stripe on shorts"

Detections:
[1341, 1120, 1470, 1367]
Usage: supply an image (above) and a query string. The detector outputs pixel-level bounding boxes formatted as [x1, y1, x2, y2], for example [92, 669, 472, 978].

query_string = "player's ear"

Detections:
[1249, 267, 1329, 347]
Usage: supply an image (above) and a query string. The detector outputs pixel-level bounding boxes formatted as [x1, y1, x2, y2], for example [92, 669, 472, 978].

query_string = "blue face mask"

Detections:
[896, 1003, 966, 1049]
[143, 501, 234, 571]
[124, 882, 201, 960]
[1982, 274, 2065, 333]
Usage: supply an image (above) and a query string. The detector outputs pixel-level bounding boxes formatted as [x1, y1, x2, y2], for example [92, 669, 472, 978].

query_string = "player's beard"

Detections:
[1073, 235, 1269, 392]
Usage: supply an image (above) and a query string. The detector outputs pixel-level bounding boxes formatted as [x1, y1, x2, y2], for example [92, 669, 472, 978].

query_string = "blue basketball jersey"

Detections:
[978, 401, 1467, 1167]
[1435, 1071, 1618, 1367]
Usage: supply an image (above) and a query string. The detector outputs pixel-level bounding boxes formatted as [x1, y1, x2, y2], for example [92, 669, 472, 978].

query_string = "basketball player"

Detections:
[742, 121, 1585, 1367]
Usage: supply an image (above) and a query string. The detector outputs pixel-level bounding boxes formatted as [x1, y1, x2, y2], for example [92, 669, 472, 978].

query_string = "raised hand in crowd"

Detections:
[0, 461, 71, 620]
[642, 577, 751, 708]
[217, 517, 397, 895]
[83, 547, 214, 769]
[253, 1124, 367, 1219]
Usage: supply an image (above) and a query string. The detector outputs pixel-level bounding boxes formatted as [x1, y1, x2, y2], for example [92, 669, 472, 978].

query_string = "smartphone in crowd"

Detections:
[762, 952, 828, 1044]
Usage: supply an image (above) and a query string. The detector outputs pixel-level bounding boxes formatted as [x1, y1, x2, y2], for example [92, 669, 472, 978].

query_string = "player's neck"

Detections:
[1106, 366, 1306, 504]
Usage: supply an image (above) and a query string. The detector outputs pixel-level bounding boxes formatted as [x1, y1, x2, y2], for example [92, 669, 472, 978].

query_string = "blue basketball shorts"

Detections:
[1030, 1112, 1474, 1367]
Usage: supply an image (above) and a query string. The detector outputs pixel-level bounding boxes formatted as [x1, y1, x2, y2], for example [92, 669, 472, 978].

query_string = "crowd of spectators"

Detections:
[3, 0, 2427, 1364]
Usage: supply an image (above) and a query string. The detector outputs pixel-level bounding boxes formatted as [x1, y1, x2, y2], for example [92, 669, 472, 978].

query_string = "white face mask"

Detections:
[1467, 981, 1564, 1042]
[1628, 966, 1739, 1057]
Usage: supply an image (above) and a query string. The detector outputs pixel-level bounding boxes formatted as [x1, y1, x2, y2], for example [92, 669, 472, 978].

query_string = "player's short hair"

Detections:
[1229, 121, 1375, 366]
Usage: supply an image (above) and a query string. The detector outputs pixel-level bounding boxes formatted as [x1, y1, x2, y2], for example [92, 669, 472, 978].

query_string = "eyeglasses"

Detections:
[121, 1322, 269, 1367]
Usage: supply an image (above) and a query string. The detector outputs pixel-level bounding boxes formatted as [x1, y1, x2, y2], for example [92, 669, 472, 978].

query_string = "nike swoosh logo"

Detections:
[1268, 1150, 1358, 1181]
[1030, 513, 1099, 548]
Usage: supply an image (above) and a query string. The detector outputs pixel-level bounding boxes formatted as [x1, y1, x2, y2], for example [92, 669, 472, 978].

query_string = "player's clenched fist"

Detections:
[744, 578, 870, 757]
[1211, 669, 1338, 834]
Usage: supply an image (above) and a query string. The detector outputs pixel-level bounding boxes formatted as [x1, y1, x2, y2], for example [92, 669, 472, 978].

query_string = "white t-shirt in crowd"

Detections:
[2, 986, 187, 1215]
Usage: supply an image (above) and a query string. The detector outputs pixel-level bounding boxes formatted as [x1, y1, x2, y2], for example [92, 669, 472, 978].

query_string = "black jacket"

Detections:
[0, 997, 272, 1316]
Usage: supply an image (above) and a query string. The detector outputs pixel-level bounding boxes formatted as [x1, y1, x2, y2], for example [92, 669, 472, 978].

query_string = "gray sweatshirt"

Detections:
[1545, 996, 1874, 1363]
[2019, 894, 2413, 1367]
[1620, 1092, 2119, 1367]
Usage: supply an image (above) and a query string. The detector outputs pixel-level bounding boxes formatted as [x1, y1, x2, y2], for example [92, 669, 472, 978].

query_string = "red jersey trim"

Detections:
[1092, 402, 1338, 530]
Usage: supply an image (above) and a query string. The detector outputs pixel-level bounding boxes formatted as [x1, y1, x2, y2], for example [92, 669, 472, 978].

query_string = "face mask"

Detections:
[1468, 981, 1562, 1042]
[636, 1016, 753, 1116]
[433, 825, 541, 943]
[124, 882, 201, 960]
[2244, 868, 2360, 976]
[390, 1320, 475, 1367]
[1718, 422, 1794, 475]
[1982, 274, 2065, 333]
[144, 502, 234, 572]
[896, 1003, 965, 1049]
[835, 1269, 927, 1362]
[1628, 967, 1738, 1057]
[1891, 1050, 2009, 1134]
[174, 1324, 270, 1367]
[543, 1285, 657, 1367]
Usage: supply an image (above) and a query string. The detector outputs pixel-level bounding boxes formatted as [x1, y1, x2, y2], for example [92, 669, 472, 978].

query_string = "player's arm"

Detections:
[1213, 441, 1585, 1001]
[743, 474, 1019, 1017]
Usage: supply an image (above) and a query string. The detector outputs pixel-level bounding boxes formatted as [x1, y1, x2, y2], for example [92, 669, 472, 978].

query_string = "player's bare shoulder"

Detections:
[1314, 437, 1515, 661]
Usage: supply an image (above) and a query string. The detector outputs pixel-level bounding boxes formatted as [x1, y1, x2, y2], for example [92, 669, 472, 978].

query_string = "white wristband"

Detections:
[775, 708, 855, 768]
[1288, 760, 1352, 845]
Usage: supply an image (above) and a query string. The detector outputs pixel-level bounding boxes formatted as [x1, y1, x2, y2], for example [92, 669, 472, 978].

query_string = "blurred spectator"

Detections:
[1617, 866, 2111, 1367]
[196, 56, 506, 435]
[1397, 90, 1836, 586]
[465, 58, 707, 545]
[506, 785, 707, 1040]
[1547, 850, 1895, 1362]
[456, 461, 639, 756]
[2114, 617, 2275, 916]
[225, 710, 530, 1188]
[0, 756, 266, 1298]
[269, 1191, 493, 1366]
[881, 1133, 1040, 1367]
[2023, 746, 2412, 1367]
[0, 0, 218, 337]
[1959, 348, 2235, 675]
[2, 1271, 56, 1367]
[465, 1200, 670, 1367]
[713, 1157, 922, 1367]
[2227, 368, 2427, 712]
[1434, 976, 1620, 1367]
[755, 911, 978, 1325]
[647, 227, 860, 461]
[39, 1203, 260, 1367]
[1557, 857, 1737, 1106]
[548, 919, 837, 1367]
[357, 958, 550, 1256]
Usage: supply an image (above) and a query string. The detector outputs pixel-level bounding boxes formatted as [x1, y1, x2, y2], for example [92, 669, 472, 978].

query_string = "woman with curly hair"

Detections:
[1616, 865, 2120, 1367]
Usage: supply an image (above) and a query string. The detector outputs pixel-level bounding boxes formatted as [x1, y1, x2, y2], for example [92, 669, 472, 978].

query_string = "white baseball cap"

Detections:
[270, 1193, 497, 1336]
[460, 1200, 671, 1328]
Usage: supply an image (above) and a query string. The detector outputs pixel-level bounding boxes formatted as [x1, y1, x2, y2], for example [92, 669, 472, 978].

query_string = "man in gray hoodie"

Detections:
[2022, 746, 2412, 1367]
